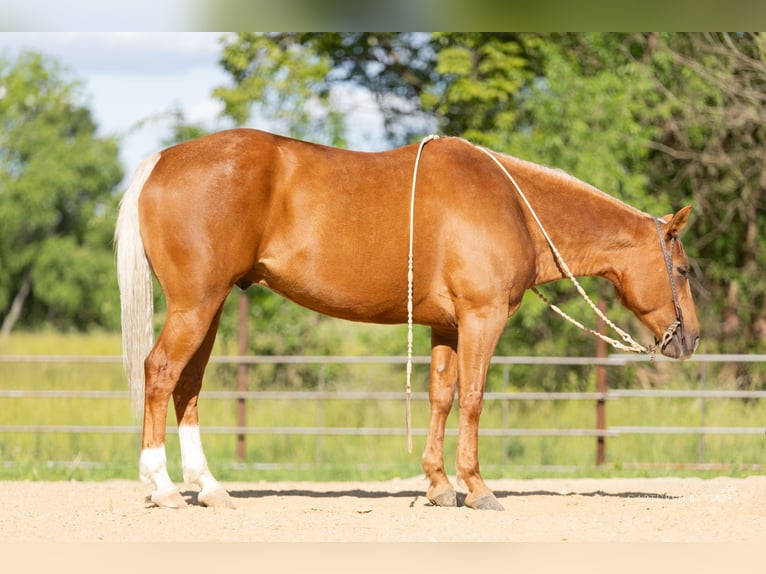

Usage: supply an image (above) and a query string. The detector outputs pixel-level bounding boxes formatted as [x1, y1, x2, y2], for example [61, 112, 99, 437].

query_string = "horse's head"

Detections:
[614, 205, 700, 360]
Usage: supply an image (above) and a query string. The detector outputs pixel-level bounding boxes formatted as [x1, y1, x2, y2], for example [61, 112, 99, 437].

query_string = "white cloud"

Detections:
[0, 33, 228, 180]
[0, 32, 222, 74]
[1, 1, 194, 32]
[85, 64, 229, 180]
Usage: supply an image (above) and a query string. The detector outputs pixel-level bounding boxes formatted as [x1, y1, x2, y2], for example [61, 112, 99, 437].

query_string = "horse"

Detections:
[115, 128, 699, 511]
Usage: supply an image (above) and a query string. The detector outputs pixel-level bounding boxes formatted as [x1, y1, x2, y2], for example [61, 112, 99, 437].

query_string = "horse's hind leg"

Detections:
[422, 329, 459, 507]
[172, 304, 235, 508]
[140, 294, 228, 508]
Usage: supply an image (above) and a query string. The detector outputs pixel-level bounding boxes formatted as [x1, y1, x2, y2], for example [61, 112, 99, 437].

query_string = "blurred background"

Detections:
[1, 27, 766, 480]
[2, 31, 764, 355]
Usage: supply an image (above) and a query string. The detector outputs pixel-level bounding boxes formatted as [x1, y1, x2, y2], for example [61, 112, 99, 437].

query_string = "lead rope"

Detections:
[405, 135, 654, 451]
[406, 134, 440, 453]
[472, 144, 653, 358]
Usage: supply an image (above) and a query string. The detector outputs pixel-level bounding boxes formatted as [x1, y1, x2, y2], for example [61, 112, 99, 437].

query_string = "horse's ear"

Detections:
[663, 205, 693, 237]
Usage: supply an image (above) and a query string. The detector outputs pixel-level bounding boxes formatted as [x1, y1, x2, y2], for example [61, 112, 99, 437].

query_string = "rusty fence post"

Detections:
[236, 293, 248, 461]
[501, 362, 510, 466]
[596, 299, 607, 466]
[316, 366, 325, 466]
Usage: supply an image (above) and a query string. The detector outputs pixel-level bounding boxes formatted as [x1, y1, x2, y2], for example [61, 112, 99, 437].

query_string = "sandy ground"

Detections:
[1, 475, 765, 543]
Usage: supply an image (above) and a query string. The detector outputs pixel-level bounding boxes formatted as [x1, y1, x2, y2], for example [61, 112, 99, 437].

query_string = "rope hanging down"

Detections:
[405, 134, 439, 453]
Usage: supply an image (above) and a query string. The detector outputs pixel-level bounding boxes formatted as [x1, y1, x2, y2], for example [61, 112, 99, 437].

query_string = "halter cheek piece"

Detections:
[654, 218, 685, 355]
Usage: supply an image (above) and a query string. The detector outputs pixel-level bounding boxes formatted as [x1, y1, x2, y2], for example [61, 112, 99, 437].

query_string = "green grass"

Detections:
[1, 330, 764, 482]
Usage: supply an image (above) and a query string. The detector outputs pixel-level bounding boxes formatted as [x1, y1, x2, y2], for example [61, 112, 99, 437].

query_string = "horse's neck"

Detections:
[515, 162, 652, 287]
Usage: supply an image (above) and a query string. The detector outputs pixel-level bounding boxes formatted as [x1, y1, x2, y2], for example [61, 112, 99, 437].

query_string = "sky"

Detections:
[0, 32, 227, 180]
[0, 32, 385, 183]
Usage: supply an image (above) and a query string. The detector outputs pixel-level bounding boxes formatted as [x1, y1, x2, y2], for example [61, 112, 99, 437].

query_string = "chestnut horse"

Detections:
[115, 128, 699, 511]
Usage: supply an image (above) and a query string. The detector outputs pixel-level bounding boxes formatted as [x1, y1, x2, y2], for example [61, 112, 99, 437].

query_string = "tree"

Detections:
[590, 31, 766, 394]
[216, 33, 454, 146]
[0, 52, 123, 335]
[421, 33, 542, 146]
[214, 33, 347, 146]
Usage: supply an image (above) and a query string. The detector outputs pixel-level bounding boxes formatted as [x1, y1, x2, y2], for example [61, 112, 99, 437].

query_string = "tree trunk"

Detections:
[1, 270, 32, 338]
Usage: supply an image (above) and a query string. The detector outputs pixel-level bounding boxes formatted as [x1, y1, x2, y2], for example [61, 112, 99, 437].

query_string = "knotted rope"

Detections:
[405, 134, 439, 453]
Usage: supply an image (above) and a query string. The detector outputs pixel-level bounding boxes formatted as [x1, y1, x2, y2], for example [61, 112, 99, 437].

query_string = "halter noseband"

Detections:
[654, 218, 685, 354]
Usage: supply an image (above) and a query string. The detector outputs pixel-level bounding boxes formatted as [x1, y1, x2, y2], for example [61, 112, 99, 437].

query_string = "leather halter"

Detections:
[654, 218, 685, 354]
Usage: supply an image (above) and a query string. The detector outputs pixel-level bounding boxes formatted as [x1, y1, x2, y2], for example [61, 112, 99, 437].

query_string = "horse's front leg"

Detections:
[455, 311, 506, 511]
[422, 329, 459, 507]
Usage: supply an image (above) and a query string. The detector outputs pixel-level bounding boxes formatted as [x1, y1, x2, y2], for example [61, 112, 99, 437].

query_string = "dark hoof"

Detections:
[465, 492, 504, 511]
[427, 487, 457, 507]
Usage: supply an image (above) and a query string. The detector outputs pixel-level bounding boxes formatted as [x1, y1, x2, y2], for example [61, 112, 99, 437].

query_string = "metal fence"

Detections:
[2, 353, 765, 470]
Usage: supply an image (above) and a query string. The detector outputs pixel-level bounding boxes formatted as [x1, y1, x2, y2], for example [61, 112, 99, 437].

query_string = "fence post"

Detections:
[596, 299, 607, 466]
[236, 293, 248, 461]
[502, 362, 510, 465]
[316, 366, 325, 466]
[699, 361, 707, 464]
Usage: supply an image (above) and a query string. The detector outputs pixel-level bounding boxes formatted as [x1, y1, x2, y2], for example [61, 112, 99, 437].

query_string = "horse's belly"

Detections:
[254, 256, 407, 324]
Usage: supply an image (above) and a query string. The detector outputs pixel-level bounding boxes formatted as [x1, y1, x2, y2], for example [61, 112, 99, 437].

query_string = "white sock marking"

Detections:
[178, 425, 222, 495]
[139, 446, 176, 497]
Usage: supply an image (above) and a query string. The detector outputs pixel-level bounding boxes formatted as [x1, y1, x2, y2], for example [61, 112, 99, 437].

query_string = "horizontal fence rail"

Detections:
[2, 353, 766, 470]
[4, 389, 766, 400]
[2, 352, 763, 364]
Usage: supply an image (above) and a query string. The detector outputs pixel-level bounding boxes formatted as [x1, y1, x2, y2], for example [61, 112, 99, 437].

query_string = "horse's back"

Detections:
[137, 129, 533, 326]
[137, 130, 415, 316]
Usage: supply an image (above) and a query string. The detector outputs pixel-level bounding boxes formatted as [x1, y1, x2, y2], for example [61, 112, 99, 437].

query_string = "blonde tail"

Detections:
[115, 153, 161, 420]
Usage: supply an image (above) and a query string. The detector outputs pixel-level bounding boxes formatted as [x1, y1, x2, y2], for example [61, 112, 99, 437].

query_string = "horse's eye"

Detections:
[676, 266, 689, 278]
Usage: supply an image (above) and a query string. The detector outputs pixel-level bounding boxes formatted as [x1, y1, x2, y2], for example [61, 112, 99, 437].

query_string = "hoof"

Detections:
[199, 488, 236, 509]
[465, 492, 504, 511]
[427, 485, 457, 507]
[150, 489, 187, 509]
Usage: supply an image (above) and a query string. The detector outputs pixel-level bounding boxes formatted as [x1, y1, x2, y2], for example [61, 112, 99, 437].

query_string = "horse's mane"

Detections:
[496, 151, 654, 221]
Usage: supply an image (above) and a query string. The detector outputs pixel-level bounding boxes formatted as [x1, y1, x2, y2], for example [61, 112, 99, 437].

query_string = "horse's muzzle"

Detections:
[659, 328, 700, 360]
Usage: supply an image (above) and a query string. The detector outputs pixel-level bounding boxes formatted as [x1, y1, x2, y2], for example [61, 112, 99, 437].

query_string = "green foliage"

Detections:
[6, 35, 766, 480]
[424, 33, 539, 145]
[214, 33, 346, 145]
[160, 106, 213, 147]
[643, 33, 766, 352]
[0, 51, 123, 333]
[215, 32, 441, 146]
[503, 41, 662, 210]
